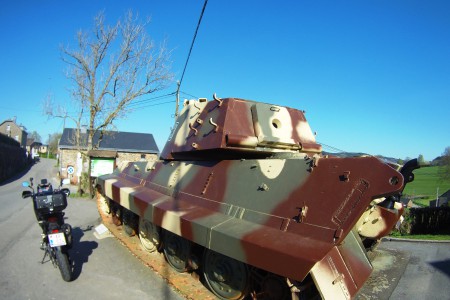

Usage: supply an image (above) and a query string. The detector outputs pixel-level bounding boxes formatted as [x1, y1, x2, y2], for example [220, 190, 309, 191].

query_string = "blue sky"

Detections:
[1, 1, 449, 161]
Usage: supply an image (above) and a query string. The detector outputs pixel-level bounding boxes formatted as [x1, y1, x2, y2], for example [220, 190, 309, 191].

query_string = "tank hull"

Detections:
[97, 96, 409, 299]
[98, 155, 403, 298]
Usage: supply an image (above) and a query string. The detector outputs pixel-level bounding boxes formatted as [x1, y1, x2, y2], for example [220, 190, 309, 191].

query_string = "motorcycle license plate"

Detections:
[48, 232, 66, 247]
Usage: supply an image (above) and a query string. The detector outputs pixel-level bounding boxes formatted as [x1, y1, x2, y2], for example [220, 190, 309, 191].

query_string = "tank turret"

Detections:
[161, 95, 322, 160]
[97, 95, 418, 300]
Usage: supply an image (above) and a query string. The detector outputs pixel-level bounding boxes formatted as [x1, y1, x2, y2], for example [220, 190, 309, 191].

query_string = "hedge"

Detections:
[403, 207, 450, 235]
[0, 134, 20, 147]
[0, 142, 28, 183]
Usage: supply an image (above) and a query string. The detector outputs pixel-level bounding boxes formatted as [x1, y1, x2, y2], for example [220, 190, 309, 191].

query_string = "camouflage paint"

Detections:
[97, 97, 406, 299]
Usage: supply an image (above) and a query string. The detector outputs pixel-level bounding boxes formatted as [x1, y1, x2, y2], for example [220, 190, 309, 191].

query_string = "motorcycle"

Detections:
[22, 178, 73, 282]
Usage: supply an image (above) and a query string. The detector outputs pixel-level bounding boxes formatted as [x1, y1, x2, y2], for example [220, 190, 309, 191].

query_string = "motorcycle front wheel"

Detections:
[55, 247, 72, 282]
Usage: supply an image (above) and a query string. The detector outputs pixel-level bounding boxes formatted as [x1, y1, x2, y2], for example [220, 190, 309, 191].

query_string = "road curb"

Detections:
[382, 237, 450, 243]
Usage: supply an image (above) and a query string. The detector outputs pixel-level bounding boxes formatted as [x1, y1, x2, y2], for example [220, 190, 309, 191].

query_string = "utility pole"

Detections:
[175, 81, 180, 121]
[436, 187, 439, 207]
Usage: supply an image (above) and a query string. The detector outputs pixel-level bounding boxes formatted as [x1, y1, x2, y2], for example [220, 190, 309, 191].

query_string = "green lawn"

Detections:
[389, 233, 450, 241]
[402, 166, 450, 206]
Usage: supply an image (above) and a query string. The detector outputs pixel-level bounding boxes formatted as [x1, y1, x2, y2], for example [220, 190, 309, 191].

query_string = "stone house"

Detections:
[0, 118, 27, 148]
[58, 128, 159, 184]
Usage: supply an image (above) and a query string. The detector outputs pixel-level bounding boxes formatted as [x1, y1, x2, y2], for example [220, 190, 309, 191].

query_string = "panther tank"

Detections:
[96, 95, 418, 299]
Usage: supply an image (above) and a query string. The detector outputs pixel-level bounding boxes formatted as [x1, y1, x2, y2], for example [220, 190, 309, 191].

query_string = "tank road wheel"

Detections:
[163, 230, 190, 272]
[110, 202, 122, 226]
[203, 249, 249, 300]
[139, 219, 161, 253]
[122, 209, 138, 237]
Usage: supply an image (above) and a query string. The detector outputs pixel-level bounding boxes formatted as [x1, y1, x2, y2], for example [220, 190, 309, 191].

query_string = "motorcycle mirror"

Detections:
[61, 188, 71, 197]
[22, 182, 30, 187]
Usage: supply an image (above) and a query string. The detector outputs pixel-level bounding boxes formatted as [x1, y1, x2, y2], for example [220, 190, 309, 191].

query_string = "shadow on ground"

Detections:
[429, 259, 450, 278]
[69, 226, 98, 280]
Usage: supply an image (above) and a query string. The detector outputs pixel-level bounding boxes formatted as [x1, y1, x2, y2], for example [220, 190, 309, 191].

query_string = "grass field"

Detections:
[389, 232, 450, 240]
[402, 166, 450, 206]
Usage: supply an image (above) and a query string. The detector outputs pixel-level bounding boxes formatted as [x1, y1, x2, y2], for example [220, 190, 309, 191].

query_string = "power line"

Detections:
[317, 142, 347, 153]
[178, 0, 208, 88]
[52, 2, 208, 121]
[127, 92, 176, 107]
[174, 0, 208, 118]
[127, 99, 175, 110]
[180, 91, 198, 99]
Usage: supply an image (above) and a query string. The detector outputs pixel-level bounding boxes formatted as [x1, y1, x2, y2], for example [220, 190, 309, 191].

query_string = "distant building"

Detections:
[58, 128, 159, 184]
[0, 118, 27, 148]
[39, 144, 48, 154]
[26, 138, 42, 158]
[429, 190, 450, 207]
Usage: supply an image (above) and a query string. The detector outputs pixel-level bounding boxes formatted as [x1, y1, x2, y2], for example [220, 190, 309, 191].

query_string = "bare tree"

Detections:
[60, 10, 172, 148]
[48, 132, 62, 155]
[29, 131, 42, 143]
[46, 10, 172, 194]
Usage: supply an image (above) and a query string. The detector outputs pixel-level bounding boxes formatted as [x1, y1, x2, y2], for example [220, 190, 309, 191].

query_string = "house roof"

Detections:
[440, 189, 450, 198]
[27, 138, 42, 147]
[59, 128, 159, 154]
[0, 119, 27, 132]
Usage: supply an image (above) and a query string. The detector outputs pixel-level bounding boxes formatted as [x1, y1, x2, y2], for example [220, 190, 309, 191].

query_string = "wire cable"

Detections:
[317, 141, 347, 153]
[180, 91, 198, 99]
[126, 92, 176, 107]
[178, 0, 208, 89]
[127, 99, 175, 110]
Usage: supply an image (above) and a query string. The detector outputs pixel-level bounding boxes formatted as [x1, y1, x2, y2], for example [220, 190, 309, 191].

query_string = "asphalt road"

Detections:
[379, 239, 450, 300]
[356, 240, 450, 300]
[0, 158, 183, 300]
